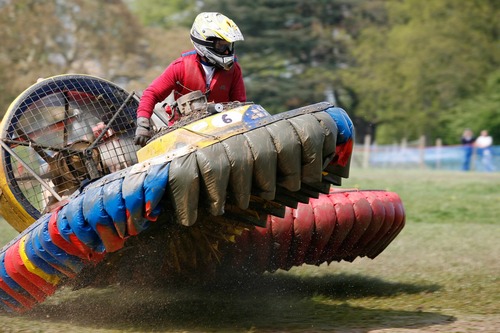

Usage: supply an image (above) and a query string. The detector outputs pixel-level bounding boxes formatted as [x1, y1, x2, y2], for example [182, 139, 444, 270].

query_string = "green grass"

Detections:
[342, 168, 500, 224]
[0, 168, 499, 332]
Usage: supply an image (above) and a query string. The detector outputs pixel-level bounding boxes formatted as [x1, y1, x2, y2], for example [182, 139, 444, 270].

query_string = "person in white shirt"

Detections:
[474, 130, 495, 172]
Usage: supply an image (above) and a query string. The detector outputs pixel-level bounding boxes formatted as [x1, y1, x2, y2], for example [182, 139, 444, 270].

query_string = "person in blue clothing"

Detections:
[461, 128, 475, 171]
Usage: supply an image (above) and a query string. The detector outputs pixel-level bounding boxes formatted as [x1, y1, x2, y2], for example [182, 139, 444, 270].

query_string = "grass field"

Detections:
[0, 168, 499, 332]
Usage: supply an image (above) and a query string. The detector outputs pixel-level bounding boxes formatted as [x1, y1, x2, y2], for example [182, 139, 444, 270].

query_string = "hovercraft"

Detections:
[0, 74, 404, 313]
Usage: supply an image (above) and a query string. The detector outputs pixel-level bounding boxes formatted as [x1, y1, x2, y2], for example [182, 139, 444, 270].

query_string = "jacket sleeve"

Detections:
[136, 59, 182, 119]
[229, 62, 246, 103]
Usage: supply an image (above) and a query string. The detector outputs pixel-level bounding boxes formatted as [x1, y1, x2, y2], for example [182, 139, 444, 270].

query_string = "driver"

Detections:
[134, 12, 247, 147]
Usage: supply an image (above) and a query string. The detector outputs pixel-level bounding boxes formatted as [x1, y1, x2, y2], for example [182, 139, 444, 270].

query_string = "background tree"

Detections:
[200, 0, 359, 114]
[124, 0, 198, 28]
[121, 0, 194, 92]
[1, 0, 499, 146]
[441, 70, 500, 144]
[0, 0, 147, 118]
[342, 0, 500, 144]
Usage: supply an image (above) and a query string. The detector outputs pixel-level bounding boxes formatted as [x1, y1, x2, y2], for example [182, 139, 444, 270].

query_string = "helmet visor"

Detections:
[210, 38, 234, 55]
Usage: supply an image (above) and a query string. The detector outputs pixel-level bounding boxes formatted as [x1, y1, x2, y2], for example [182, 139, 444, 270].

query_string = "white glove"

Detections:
[134, 117, 152, 147]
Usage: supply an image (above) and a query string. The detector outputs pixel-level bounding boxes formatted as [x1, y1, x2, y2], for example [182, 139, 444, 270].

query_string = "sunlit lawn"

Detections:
[0, 168, 499, 332]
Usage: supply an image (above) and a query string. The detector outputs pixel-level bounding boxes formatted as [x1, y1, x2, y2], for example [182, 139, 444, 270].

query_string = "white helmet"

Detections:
[190, 12, 244, 70]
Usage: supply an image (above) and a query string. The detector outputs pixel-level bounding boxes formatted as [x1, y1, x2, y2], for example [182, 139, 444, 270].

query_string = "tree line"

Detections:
[1, 0, 498, 145]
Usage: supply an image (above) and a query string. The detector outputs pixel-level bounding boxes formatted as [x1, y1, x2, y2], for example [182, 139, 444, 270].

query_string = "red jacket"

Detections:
[137, 50, 246, 119]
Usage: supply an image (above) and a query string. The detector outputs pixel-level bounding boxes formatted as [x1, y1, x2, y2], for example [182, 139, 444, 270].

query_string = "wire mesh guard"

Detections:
[0, 75, 139, 219]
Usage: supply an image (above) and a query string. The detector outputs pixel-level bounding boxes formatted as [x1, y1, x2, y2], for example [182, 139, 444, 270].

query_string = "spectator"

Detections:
[461, 128, 475, 171]
[474, 129, 495, 172]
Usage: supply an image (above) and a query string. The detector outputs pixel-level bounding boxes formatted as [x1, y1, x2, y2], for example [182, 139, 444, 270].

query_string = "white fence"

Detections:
[352, 135, 499, 171]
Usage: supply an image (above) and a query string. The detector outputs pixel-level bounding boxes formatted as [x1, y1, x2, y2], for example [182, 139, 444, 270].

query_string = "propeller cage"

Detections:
[0, 75, 140, 219]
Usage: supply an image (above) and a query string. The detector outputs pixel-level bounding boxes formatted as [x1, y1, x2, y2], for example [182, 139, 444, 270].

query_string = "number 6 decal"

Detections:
[211, 111, 242, 128]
